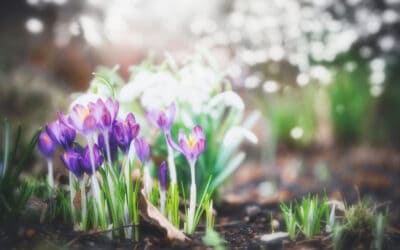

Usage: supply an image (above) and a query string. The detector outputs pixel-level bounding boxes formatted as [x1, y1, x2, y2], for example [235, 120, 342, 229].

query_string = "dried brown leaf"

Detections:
[138, 188, 188, 241]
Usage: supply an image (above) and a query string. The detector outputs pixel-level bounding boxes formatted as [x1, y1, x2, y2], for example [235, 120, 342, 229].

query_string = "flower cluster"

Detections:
[38, 97, 207, 236]
[147, 102, 206, 233]
[38, 98, 151, 232]
[39, 98, 149, 178]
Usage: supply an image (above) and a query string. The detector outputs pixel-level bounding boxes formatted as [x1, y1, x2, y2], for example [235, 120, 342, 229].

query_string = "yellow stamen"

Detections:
[188, 135, 195, 149]
[77, 107, 90, 123]
[43, 134, 50, 142]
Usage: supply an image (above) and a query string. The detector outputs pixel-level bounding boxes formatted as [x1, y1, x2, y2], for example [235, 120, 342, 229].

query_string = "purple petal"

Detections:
[38, 131, 56, 158]
[178, 136, 193, 161]
[129, 123, 140, 140]
[194, 138, 206, 156]
[126, 113, 136, 125]
[157, 113, 168, 131]
[165, 132, 181, 152]
[192, 125, 205, 140]
[105, 98, 119, 120]
[58, 112, 73, 129]
[101, 111, 112, 128]
[147, 109, 160, 128]
[158, 161, 168, 191]
[166, 103, 176, 128]
[46, 120, 76, 149]
[134, 136, 151, 163]
[80, 144, 103, 175]
[60, 148, 83, 179]
[82, 115, 97, 133]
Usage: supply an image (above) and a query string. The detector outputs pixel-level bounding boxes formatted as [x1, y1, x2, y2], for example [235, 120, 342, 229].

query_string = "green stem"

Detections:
[187, 161, 197, 234]
[166, 143, 177, 186]
[159, 190, 166, 215]
[69, 172, 76, 223]
[103, 131, 112, 167]
[80, 179, 88, 230]
[143, 164, 152, 196]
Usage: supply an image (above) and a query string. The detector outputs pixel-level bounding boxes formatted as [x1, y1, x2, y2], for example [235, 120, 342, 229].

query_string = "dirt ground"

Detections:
[1, 146, 400, 249]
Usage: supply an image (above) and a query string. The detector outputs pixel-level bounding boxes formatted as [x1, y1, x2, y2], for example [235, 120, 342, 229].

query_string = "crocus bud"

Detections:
[158, 161, 168, 191]
[112, 113, 140, 153]
[98, 132, 118, 162]
[147, 103, 176, 132]
[80, 144, 103, 175]
[46, 120, 76, 149]
[38, 131, 56, 159]
[60, 148, 83, 179]
[134, 136, 151, 164]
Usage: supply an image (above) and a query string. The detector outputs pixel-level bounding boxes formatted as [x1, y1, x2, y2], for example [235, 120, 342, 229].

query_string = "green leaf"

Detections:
[211, 152, 245, 190]
[2, 118, 10, 177]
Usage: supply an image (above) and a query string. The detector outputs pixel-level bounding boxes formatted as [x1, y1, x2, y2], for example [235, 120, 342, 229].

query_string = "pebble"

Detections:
[259, 232, 288, 244]
[25, 228, 36, 239]
[271, 219, 280, 230]
[245, 205, 261, 218]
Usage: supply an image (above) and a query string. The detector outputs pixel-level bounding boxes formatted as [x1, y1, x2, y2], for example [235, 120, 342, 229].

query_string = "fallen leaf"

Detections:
[73, 191, 81, 209]
[138, 188, 188, 241]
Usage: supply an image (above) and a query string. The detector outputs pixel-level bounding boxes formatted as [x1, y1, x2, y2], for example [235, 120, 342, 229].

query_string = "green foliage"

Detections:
[331, 199, 388, 250]
[0, 119, 39, 221]
[167, 183, 180, 228]
[373, 212, 387, 250]
[78, 58, 258, 200]
[280, 203, 297, 240]
[374, 61, 400, 146]
[297, 195, 329, 238]
[344, 200, 374, 234]
[202, 228, 226, 250]
[257, 85, 317, 147]
[328, 64, 373, 144]
[280, 194, 329, 240]
[193, 103, 259, 198]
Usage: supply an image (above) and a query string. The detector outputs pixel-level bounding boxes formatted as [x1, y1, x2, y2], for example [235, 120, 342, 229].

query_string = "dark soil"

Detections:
[1, 147, 400, 249]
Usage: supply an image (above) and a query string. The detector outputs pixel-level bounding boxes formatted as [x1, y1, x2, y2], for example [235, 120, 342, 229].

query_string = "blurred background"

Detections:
[1, 0, 400, 204]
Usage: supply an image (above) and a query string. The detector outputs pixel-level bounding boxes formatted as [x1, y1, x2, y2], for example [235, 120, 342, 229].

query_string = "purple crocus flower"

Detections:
[60, 148, 84, 179]
[46, 120, 76, 149]
[147, 103, 176, 132]
[88, 98, 119, 130]
[134, 136, 151, 163]
[158, 161, 168, 191]
[58, 104, 97, 135]
[104, 98, 119, 125]
[168, 125, 206, 164]
[80, 144, 103, 175]
[38, 131, 56, 159]
[112, 113, 140, 153]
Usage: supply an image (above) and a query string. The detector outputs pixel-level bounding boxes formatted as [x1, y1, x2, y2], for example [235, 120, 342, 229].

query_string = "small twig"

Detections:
[213, 221, 242, 228]
[375, 200, 392, 209]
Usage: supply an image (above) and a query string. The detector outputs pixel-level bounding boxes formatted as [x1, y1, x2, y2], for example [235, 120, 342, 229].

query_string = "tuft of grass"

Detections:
[344, 200, 374, 235]
[280, 203, 297, 240]
[280, 194, 329, 240]
[331, 199, 388, 250]
[202, 228, 226, 250]
[0, 119, 39, 221]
